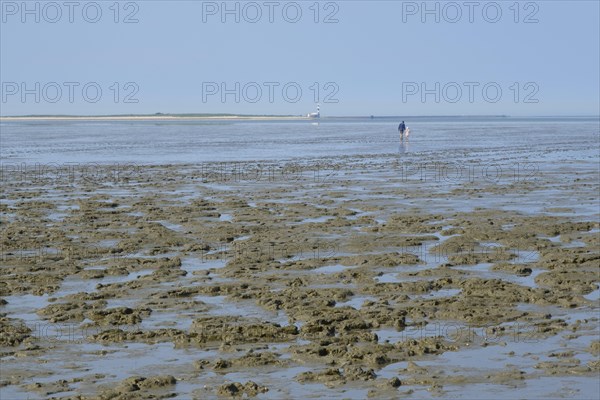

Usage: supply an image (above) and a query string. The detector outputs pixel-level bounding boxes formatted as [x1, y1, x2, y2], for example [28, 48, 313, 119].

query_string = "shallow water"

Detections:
[313, 264, 354, 274]
[334, 296, 377, 310]
[194, 295, 290, 326]
[1, 117, 598, 164]
[56, 269, 155, 297]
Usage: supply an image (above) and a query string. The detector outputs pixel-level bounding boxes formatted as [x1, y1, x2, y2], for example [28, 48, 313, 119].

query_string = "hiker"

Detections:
[398, 121, 406, 140]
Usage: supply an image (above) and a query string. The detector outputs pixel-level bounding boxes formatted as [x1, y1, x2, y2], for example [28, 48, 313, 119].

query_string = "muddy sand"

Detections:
[1, 151, 599, 399]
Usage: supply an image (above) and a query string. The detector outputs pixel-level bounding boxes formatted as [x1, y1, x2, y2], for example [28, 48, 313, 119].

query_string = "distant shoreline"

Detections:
[0, 114, 309, 122]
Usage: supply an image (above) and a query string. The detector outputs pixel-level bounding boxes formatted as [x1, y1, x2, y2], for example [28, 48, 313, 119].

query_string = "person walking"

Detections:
[398, 121, 406, 140]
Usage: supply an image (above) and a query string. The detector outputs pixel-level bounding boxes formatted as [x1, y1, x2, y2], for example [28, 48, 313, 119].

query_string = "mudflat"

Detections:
[1, 146, 598, 399]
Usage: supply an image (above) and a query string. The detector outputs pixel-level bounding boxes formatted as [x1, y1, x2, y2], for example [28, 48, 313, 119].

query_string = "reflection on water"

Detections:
[399, 139, 410, 154]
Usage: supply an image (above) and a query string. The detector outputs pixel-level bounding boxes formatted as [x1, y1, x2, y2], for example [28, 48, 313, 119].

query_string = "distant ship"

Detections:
[307, 104, 320, 118]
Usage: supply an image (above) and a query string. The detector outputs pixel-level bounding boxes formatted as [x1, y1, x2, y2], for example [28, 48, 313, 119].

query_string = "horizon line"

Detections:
[1, 113, 599, 119]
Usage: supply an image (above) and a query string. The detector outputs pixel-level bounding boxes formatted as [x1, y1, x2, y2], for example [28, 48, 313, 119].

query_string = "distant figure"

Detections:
[398, 121, 406, 140]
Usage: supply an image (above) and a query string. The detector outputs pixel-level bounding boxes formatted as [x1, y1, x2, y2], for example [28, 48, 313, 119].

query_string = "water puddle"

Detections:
[510, 269, 544, 288]
[377, 315, 599, 400]
[1, 342, 218, 399]
[181, 256, 227, 274]
[374, 273, 402, 283]
[139, 308, 196, 331]
[539, 234, 562, 243]
[583, 287, 600, 302]
[46, 212, 68, 221]
[219, 213, 233, 222]
[195, 295, 289, 326]
[334, 296, 377, 310]
[376, 319, 473, 345]
[345, 208, 371, 221]
[375, 328, 411, 343]
[455, 263, 543, 289]
[562, 240, 587, 248]
[515, 303, 599, 325]
[219, 366, 370, 400]
[1, 293, 50, 323]
[313, 264, 355, 274]
[410, 288, 462, 300]
[512, 249, 540, 264]
[45, 204, 80, 222]
[55, 269, 155, 297]
[299, 216, 335, 224]
[97, 239, 120, 248]
[153, 220, 184, 232]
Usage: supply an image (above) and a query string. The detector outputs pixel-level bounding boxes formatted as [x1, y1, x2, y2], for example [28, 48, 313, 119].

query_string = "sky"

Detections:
[1, 0, 599, 116]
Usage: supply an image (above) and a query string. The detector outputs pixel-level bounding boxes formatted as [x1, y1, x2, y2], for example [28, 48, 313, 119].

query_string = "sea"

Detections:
[1, 116, 598, 164]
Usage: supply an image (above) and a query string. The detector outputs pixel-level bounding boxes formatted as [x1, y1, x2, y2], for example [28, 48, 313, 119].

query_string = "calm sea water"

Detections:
[1, 116, 598, 164]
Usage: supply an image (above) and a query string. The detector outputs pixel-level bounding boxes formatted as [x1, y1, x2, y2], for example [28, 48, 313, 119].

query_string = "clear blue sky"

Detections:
[1, 0, 598, 116]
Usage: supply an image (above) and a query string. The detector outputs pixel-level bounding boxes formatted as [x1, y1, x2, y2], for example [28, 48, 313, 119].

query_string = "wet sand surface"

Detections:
[1, 121, 599, 399]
